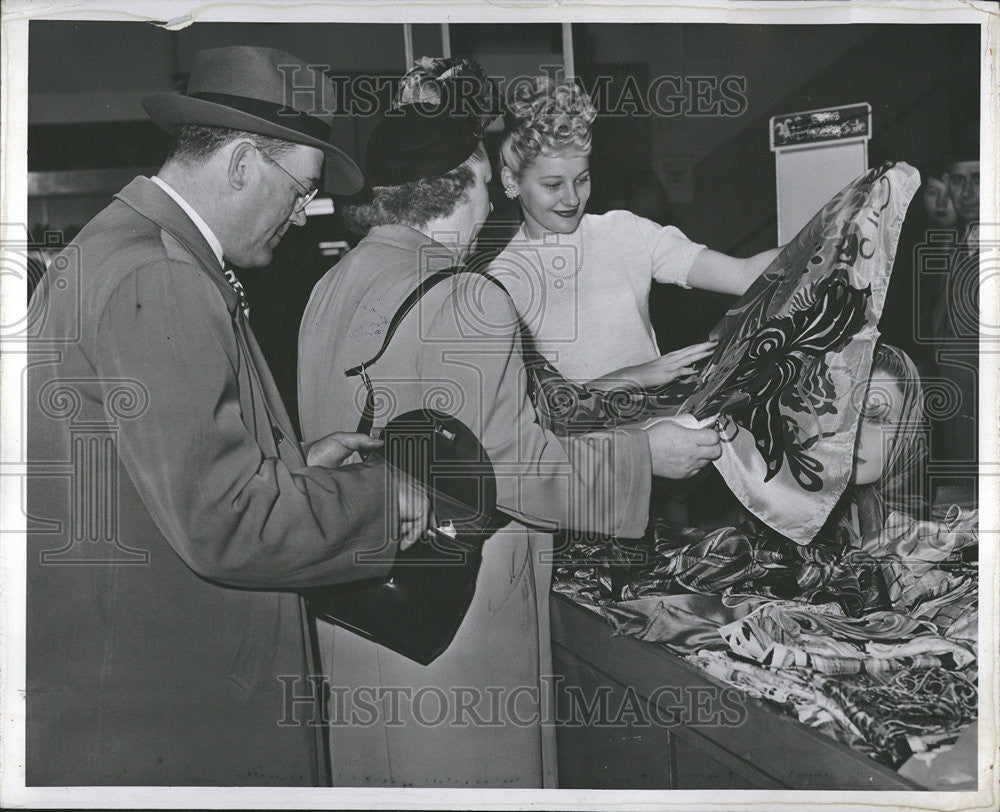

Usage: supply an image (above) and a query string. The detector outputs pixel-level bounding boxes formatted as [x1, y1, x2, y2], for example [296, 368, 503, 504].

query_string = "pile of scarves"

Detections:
[552, 507, 978, 771]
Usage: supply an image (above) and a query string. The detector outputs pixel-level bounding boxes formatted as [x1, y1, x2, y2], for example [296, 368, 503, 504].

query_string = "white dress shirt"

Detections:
[151, 175, 225, 268]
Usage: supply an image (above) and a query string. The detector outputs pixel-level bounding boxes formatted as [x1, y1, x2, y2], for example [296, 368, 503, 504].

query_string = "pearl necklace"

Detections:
[540, 227, 584, 284]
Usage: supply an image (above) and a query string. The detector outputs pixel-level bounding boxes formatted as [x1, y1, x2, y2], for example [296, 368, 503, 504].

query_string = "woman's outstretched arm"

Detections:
[686, 245, 782, 296]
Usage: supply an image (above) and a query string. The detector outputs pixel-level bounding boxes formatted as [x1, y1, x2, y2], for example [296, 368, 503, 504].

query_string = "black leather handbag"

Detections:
[305, 407, 503, 665]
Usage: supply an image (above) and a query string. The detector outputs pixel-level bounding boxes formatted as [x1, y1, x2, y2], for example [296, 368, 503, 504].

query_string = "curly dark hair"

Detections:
[340, 143, 487, 235]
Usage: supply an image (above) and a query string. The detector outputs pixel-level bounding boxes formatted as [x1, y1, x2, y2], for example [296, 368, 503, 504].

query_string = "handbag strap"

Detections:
[346, 257, 562, 440]
[346, 266, 464, 382]
[347, 265, 500, 437]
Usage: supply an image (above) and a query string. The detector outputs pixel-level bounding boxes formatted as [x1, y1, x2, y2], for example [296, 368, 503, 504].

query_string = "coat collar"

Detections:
[149, 176, 225, 267]
[364, 224, 465, 269]
[115, 177, 240, 315]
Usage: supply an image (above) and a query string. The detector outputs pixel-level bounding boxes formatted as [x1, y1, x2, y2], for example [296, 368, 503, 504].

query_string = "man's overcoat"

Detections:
[26, 178, 392, 785]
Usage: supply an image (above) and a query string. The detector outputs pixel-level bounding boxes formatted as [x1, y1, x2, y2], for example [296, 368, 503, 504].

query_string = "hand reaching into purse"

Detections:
[304, 431, 430, 550]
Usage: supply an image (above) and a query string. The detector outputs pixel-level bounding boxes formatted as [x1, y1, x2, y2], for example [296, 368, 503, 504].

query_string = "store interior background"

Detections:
[27, 22, 980, 442]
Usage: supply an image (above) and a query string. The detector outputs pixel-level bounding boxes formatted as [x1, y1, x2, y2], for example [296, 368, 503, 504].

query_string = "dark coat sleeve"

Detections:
[93, 257, 394, 589]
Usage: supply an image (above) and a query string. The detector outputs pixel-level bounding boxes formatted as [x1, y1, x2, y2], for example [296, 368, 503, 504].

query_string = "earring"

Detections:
[504, 185, 519, 200]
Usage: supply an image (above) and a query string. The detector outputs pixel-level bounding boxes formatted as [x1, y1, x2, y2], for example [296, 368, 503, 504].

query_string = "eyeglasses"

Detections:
[259, 149, 319, 213]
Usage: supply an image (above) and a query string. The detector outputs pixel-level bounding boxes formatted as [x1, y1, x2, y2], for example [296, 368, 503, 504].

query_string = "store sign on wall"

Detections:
[770, 103, 872, 149]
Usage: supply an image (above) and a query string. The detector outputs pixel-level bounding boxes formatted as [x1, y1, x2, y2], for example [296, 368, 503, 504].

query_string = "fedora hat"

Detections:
[143, 46, 362, 195]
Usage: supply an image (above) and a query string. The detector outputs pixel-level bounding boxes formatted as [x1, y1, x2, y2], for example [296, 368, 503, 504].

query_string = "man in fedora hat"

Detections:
[26, 45, 428, 786]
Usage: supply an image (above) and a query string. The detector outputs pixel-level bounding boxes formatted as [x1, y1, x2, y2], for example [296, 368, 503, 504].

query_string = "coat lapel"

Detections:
[115, 177, 240, 316]
[116, 176, 304, 463]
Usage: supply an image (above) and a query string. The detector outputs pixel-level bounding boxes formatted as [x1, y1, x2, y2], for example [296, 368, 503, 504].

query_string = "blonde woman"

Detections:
[491, 77, 782, 385]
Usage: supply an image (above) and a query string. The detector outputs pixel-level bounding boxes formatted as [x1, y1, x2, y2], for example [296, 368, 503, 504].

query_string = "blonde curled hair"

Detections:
[500, 77, 597, 178]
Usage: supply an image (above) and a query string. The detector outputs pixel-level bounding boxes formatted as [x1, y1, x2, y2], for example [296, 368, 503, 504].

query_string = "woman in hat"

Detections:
[297, 103, 721, 787]
[491, 77, 782, 387]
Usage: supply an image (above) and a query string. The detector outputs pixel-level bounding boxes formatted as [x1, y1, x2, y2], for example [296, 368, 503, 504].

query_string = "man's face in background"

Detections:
[945, 160, 980, 223]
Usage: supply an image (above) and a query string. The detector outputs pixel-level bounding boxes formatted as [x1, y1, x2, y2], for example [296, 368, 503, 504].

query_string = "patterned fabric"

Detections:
[499, 164, 920, 542]
[393, 56, 502, 136]
[552, 501, 979, 621]
[859, 508, 978, 610]
[718, 603, 975, 675]
[724, 541, 893, 619]
[595, 594, 752, 653]
[911, 577, 978, 639]
[223, 267, 251, 319]
[687, 649, 860, 732]
[552, 503, 979, 770]
[813, 668, 977, 767]
[553, 516, 895, 617]
[597, 595, 838, 655]
[689, 651, 977, 768]
[662, 162, 922, 543]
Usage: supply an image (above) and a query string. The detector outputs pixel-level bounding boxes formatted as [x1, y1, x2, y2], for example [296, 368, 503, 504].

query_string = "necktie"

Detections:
[223, 266, 251, 319]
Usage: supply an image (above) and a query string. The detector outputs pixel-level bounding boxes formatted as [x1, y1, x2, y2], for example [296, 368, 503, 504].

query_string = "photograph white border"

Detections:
[1, 1, 997, 808]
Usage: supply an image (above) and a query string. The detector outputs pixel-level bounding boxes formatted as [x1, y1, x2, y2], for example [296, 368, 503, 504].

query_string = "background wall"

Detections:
[28, 21, 432, 228]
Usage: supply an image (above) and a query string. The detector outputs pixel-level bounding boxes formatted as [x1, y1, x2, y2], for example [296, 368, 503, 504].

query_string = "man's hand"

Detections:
[390, 469, 432, 551]
[305, 433, 431, 550]
[304, 432, 383, 468]
[643, 417, 721, 479]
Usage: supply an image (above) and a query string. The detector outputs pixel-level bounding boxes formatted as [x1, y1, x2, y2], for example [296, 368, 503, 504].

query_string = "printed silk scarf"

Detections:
[658, 162, 921, 543]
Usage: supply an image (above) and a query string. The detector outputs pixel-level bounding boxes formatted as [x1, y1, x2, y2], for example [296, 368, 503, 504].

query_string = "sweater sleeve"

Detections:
[93, 258, 395, 589]
[615, 209, 706, 289]
[418, 274, 652, 538]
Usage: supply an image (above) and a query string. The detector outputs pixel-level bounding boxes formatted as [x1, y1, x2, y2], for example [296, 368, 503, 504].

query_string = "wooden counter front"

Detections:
[549, 592, 922, 790]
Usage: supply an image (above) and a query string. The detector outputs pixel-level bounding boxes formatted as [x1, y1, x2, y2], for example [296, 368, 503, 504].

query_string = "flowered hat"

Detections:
[392, 56, 503, 136]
